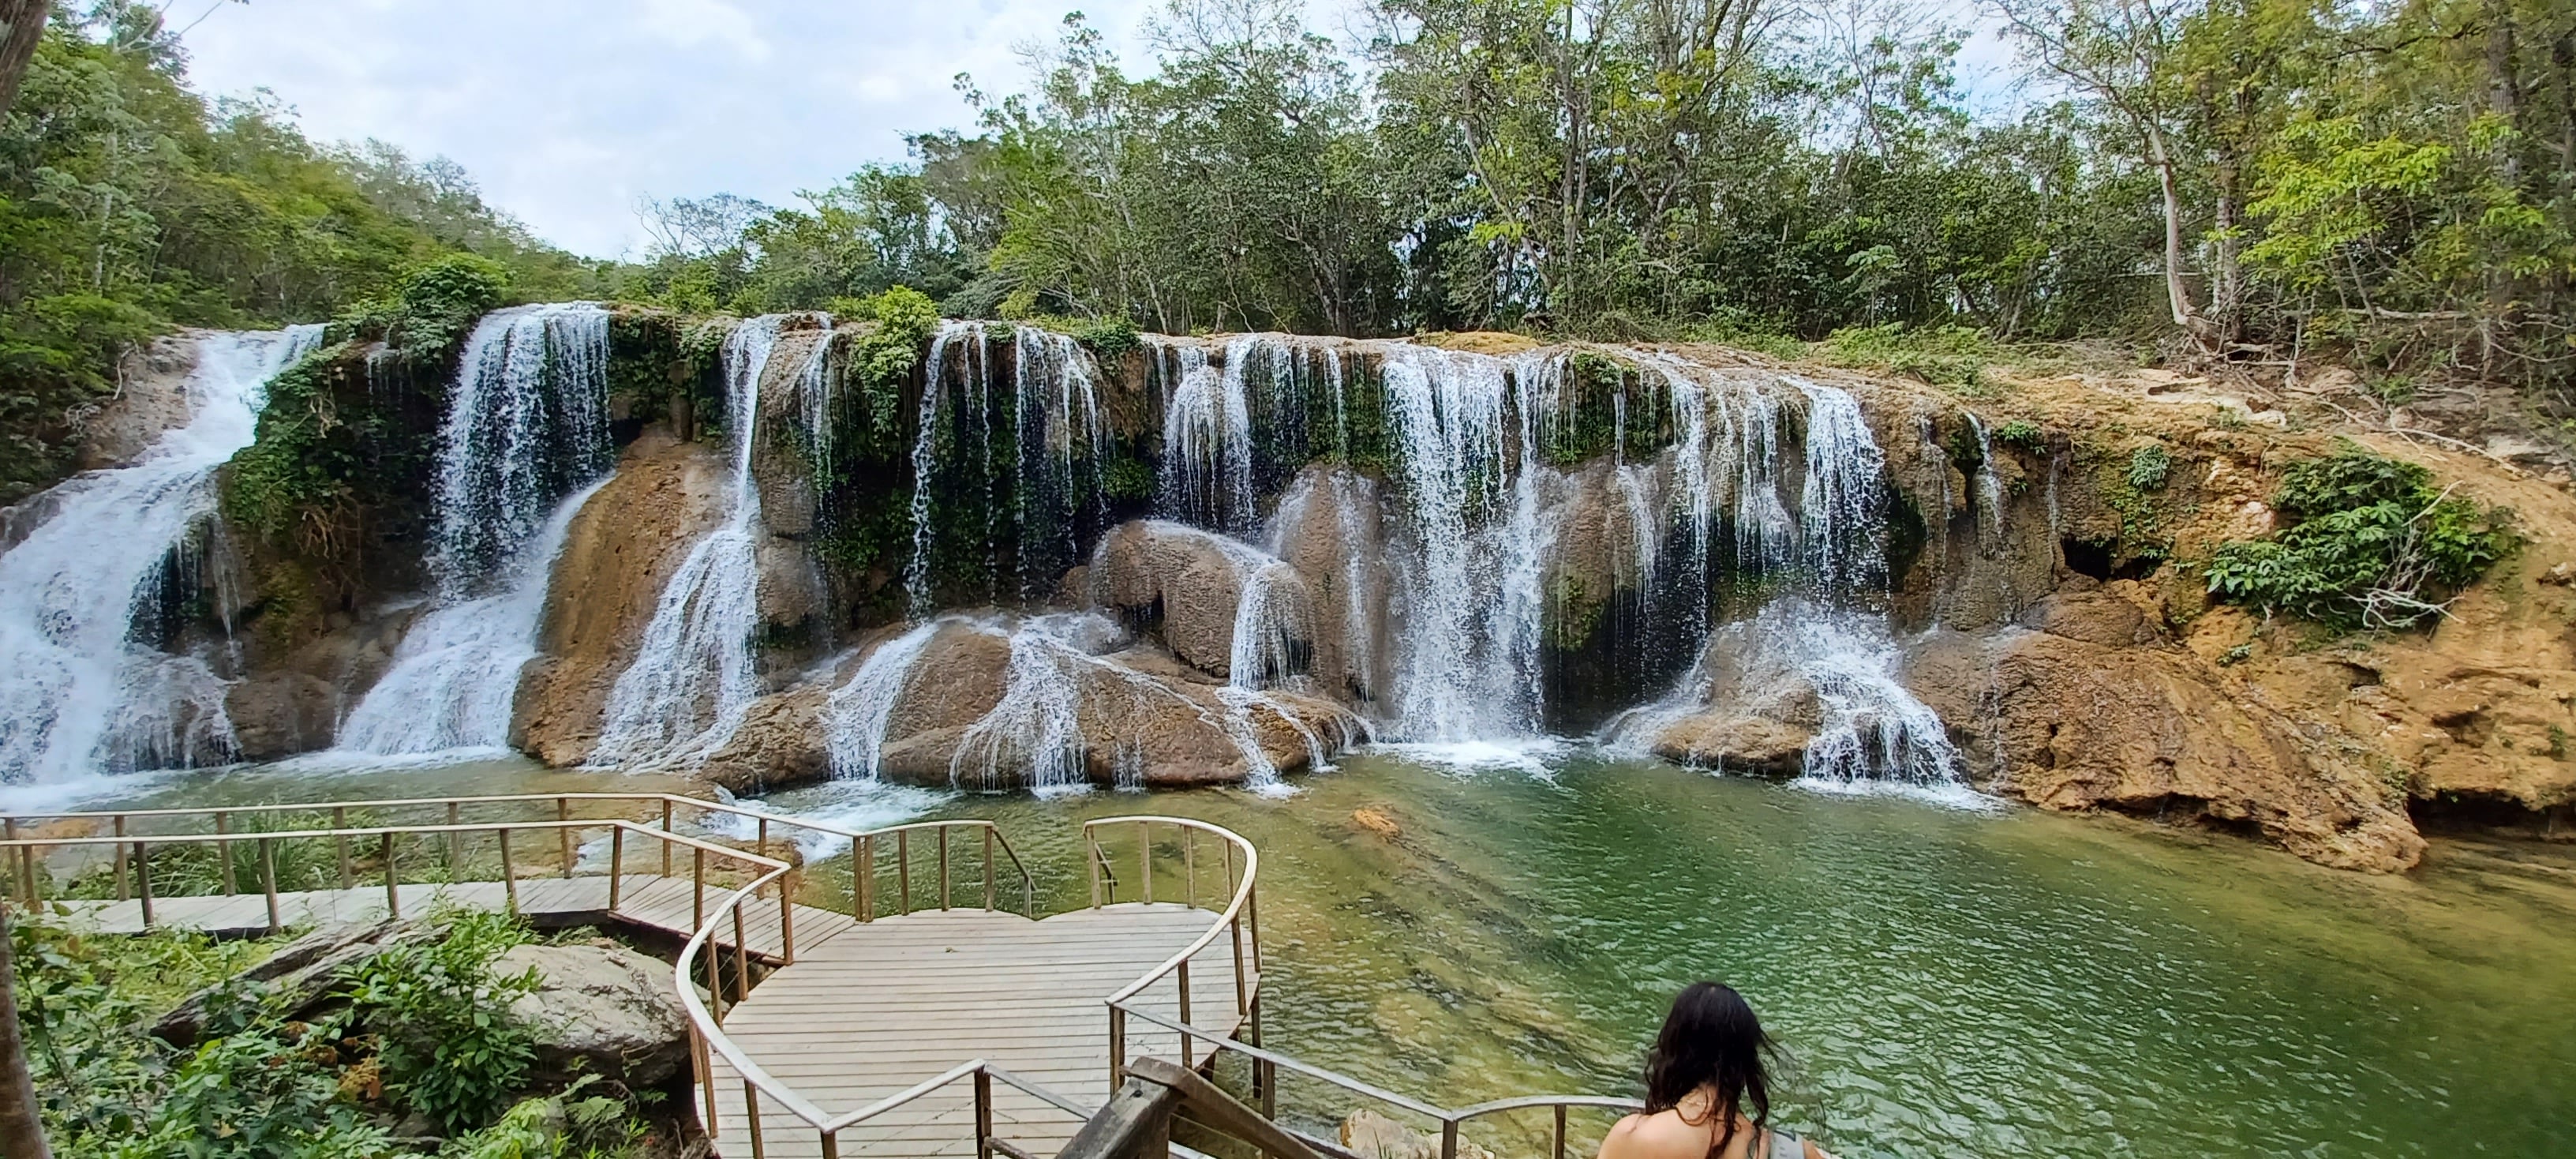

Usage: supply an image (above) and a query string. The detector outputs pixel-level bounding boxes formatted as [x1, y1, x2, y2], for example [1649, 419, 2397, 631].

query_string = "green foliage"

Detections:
[13, 915, 391, 1158]
[343, 906, 543, 1135]
[2127, 444, 2173, 491]
[846, 285, 941, 447]
[2204, 446, 2516, 630]
[1994, 420, 2046, 452]
[0, 17, 603, 504]
[1818, 323, 1994, 393]
[443, 1076, 645, 1159]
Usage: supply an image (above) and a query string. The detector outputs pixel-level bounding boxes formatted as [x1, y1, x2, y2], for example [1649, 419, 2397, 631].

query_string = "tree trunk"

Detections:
[2144, 121, 2216, 347]
[0, 0, 49, 122]
[0, 904, 52, 1159]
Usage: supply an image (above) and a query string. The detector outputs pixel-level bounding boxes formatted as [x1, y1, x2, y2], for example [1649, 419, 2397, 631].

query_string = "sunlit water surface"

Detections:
[39, 749, 2576, 1157]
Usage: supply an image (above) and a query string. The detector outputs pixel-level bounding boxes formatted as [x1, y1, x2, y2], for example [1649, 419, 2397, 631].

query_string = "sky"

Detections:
[177, 0, 2021, 262]
[180, 0, 1182, 259]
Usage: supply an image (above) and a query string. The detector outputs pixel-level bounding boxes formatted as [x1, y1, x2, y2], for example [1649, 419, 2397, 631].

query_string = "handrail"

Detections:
[0, 791, 1037, 921]
[1115, 1004, 1644, 1159]
[1086, 815, 1262, 1088]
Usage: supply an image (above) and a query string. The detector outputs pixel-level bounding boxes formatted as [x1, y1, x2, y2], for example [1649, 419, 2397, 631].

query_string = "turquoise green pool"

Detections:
[40, 749, 2576, 1157]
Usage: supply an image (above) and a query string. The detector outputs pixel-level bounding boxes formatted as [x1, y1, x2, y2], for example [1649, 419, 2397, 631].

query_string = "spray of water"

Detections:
[0, 326, 323, 783]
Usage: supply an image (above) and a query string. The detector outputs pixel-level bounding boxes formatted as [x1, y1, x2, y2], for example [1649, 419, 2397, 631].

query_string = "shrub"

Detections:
[1994, 419, 2045, 452]
[2127, 444, 2173, 491]
[444, 1075, 645, 1159]
[342, 906, 544, 1134]
[2203, 444, 2516, 630]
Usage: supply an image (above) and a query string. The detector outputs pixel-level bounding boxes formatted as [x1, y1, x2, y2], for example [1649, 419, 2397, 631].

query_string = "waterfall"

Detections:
[427, 304, 614, 589]
[1156, 337, 1256, 534]
[902, 321, 1107, 615]
[590, 314, 796, 767]
[336, 304, 614, 757]
[1966, 412, 2005, 540]
[820, 621, 944, 781]
[337, 478, 608, 756]
[1792, 377, 1889, 593]
[0, 325, 322, 784]
[1374, 345, 1550, 741]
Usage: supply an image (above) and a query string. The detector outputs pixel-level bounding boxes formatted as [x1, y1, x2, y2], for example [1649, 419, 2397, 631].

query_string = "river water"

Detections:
[32, 750, 2576, 1157]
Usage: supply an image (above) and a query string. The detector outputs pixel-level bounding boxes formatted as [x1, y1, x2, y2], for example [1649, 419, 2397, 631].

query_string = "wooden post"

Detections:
[133, 842, 153, 928]
[1441, 1120, 1458, 1159]
[382, 834, 399, 918]
[780, 872, 796, 963]
[608, 826, 625, 910]
[1088, 834, 1103, 909]
[556, 797, 575, 879]
[743, 1081, 768, 1159]
[2, 819, 17, 906]
[1137, 820, 1151, 905]
[332, 806, 351, 890]
[1109, 1005, 1127, 1089]
[897, 831, 910, 914]
[1231, 914, 1248, 1016]
[661, 799, 675, 877]
[974, 1067, 995, 1159]
[731, 906, 752, 1001]
[111, 816, 127, 902]
[1184, 829, 1196, 909]
[756, 816, 769, 864]
[444, 802, 462, 873]
[1252, 996, 1273, 1119]
[938, 827, 950, 911]
[1554, 1104, 1568, 1159]
[259, 838, 281, 934]
[694, 1029, 719, 1141]
[498, 828, 518, 913]
[1178, 958, 1193, 1067]
[214, 812, 235, 895]
[856, 835, 872, 921]
[983, 827, 995, 911]
[694, 847, 706, 928]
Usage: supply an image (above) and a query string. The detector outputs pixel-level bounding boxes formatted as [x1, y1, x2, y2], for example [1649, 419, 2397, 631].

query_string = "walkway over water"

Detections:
[2, 793, 1268, 1159]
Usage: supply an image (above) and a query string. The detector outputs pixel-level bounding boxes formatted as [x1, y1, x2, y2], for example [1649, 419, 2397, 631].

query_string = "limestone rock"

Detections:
[497, 940, 693, 1087]
[224, 670, 343, 762]
[1088, 520, 1256, 678]
[515, 428, 732, 765]
[1902, 627, 2424, 872]
[155, 917, 413, 1045]
[1649, 712, 1817, 775]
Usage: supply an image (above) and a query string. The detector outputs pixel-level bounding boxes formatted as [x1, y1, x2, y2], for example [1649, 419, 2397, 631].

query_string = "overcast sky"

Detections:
[178, 0, 2019, 261]
[180, 0, 1181, 258]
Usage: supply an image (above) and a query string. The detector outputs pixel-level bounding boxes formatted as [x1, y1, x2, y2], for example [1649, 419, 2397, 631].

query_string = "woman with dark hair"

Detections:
[1597, 983, 1833, 1159]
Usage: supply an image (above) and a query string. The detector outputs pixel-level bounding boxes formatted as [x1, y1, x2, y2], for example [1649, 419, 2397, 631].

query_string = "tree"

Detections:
[0, 903, 51, 1159]
[0, 1, 46, 121]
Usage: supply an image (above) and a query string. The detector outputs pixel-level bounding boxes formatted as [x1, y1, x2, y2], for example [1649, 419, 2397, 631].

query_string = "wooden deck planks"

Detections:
[700, 902, 1255, 1159]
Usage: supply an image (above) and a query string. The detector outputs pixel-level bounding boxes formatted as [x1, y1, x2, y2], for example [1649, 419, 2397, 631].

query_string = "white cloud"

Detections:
[178, 0, 1168, 258]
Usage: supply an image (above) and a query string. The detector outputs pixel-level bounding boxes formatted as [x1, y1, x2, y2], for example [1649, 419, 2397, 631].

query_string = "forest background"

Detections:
[2, 0, 2570, 504]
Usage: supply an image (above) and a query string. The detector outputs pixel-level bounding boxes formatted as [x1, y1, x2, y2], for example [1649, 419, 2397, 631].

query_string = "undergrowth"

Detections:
[13, 905, 653, 1157]
[2203, 444, 2517, 631]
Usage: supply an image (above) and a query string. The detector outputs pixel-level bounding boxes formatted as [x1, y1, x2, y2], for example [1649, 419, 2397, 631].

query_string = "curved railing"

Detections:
[675, 813, 1263, 1159]
[1084, 816, 1261, 1083]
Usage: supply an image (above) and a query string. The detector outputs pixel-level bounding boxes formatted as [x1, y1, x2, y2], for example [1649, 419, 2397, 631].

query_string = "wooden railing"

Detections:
[674, 813, 1261, 1159]
[0, 792, 1035, 927]
[1086, 816, 1262, 1085]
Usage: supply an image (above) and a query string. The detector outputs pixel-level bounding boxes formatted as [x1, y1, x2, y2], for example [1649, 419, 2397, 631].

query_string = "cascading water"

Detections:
[0, 325, 323, 784]
[590, 314, 795, 767]
[1156, 337, 1256, 535]
[337, 304, 614, 756]
[903, 321, 1106, 615]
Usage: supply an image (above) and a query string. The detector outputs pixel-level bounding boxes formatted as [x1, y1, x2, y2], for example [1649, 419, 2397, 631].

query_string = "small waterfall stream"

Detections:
[0, 326, 323, 783]
[339, 304, 614, 757]
[590, 314, 796, 767]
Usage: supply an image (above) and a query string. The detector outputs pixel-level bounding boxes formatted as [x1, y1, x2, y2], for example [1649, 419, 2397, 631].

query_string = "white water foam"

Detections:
[0, 325, 322, 784]
[590, 314, 799, 767]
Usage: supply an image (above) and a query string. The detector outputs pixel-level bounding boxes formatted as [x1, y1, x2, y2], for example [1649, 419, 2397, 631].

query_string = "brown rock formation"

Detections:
[514, 427, 730, 764]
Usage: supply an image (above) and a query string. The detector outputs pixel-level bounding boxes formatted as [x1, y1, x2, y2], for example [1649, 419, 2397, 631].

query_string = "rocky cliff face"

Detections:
[152, 312, 2576, 872]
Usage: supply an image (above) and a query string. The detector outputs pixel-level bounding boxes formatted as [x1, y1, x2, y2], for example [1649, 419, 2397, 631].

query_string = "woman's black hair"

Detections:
[1642, 982, 1774, 1157]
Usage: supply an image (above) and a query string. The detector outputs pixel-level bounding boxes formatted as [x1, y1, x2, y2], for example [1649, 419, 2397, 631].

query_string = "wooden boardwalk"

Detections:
[703, 902, 1250, 1159]
[50, 872, 856, 963]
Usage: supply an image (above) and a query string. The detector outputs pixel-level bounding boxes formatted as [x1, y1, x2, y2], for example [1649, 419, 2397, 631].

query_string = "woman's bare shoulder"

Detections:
[1598, 1111, 1710, 1159]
